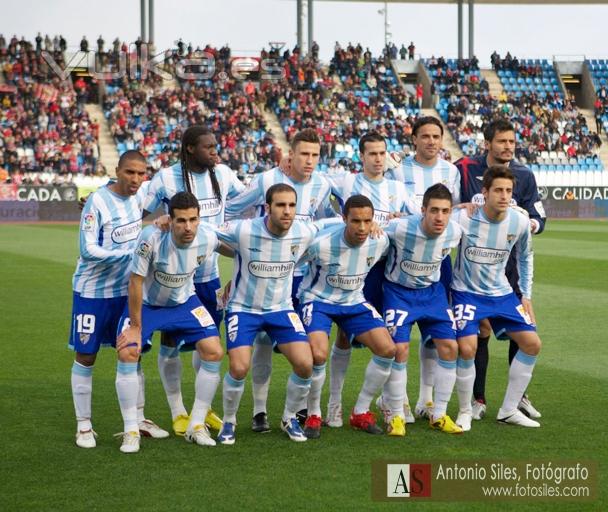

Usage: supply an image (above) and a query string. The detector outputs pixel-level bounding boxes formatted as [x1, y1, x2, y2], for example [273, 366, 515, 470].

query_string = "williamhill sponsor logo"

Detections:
[154, 270, 193, 288]
[111, 219, 142, 244]
[400, 260, 441, 277]
[249, 260, 294, 279]
[198, 198, 222, 218]
[465, 246, 509, 265]
[326, 273, 366, 290]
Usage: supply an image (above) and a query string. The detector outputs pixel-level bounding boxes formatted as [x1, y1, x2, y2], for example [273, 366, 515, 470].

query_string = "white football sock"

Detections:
[116, 361, 139, 433]
[192, 350, 201, 373]
[501, 350, 537, 412]
[328, 344, 351, 406]
[71, 361, 93, 431]
[433, 358, 457, 419]
[158, 345, 187, 419]
[189, 360, 221, 428]
[354, 355, 393, 415]
[136, 363, 145, 423]
[222, 372, 245, 424]
[383, 360, 406, 419]
[251, 332, 273, 416]
[283, 373, 311, 422]
[307, 363, 327, 417]
[456, 357, 475, 414]
[418, 342, 437, 405]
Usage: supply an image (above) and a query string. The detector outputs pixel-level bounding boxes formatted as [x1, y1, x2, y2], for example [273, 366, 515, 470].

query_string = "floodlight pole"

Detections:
[468, 0, 474, 58]
[297, 0, 304, 59]
[140, 0, 147, 42]
[149, 0, 154, 44]
[308, 0, 314, 55]
[457, 0, 463, 59]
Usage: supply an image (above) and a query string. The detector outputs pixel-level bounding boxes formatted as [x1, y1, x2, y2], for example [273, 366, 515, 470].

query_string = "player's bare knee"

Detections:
[458, 344, 476, 361]
[118, 346, 139, 363]
[229, 361, 249, 381]
[293, 360, 313, 379]
[394, 343, 409, 363]
[311, 345, 328, 365]
[75, 352, 96, 366]
[197, 338, 224, 362]
[438, 340, 458, 360]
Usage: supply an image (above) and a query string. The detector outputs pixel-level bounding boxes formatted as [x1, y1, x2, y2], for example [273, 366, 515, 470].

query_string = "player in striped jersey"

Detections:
[143, 126, 244, 436]
[114, 192, 227, 452]
[385, 116, 461, 423]
[225, 129, 337, 434]
[375, 184, 463, 436]
[324, 132, 418, 429]
[451, 167, 542, 431]
[297, 195, 396, 438]
[69, 151, 168, 448]
[215, 184, 333, 445]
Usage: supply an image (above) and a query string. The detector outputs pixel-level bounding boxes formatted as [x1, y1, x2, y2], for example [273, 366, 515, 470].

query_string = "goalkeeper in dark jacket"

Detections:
[455, 119, 546, 422]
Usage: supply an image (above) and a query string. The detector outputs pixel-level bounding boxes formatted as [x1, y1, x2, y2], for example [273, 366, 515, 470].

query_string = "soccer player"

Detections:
[215, 184, 333, 445]
[456, 119, 546, 421]
[225, 128, 336, 433]
[144, 125, 244, 436]
[115, 192, 226, 453]
[376, 184, 463, 436]
[385, 115, 461, 422]
[451, 167, 542, 431]
[69, 150, 168, 448]
[298, 195, 396, 439]
[324, 132, 418, 429]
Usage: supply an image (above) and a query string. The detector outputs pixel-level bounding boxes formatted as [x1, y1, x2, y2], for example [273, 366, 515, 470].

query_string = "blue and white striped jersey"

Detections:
[385, 156, 461, 206]
[224, 167, 337, 277]
[224, 167, 336, 222]
[73, 186, 142, 298]
[217, 217, 323, 313]
[135, 179, 151, 209]
[143, 162, 244, 282]
[130, 224, 220, 307]
[384, 215, 462, 289]
[298, 224, 389, 305]
[451, 208, 533, 298]
[327, 172, 419, 226]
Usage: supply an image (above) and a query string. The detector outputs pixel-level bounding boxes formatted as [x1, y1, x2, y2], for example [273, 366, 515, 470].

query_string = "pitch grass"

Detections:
[0, 220, 606, 512]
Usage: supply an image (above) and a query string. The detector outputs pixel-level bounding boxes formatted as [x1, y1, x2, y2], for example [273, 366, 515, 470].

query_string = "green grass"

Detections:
[1, 220, 606, 511]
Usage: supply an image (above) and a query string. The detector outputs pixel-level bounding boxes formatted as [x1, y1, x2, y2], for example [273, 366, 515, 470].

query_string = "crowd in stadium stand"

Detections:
[1, 34, 606, 184]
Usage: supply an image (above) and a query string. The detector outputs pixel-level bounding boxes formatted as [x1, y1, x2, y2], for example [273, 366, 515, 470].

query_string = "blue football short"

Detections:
[383, 281, 456, 344]
[299, 300, 386, 341]
[68, 292, 127, 354]
[224, 309, 308, 350]
[450, 290, 536, 339]
[194, 277, 223, 327]
[117, 295, 219, 352]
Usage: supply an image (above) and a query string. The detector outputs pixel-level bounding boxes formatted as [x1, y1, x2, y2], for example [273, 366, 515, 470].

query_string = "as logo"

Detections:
[386, 464, 431, 498]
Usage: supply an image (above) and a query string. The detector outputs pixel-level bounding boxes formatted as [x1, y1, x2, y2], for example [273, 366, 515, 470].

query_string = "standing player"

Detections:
[215, 184, 334, 445]
[324, 132, 418, 429]
[385, 115, 461, 421]
[376, 184, 463, 436]
[456, 119, 546, 421]
[225, 128, 336, 433]
[144, 125, 245, 436]
[298, 195, 396, 439]
[451, 167, 542, 431]
[69, 150, 168, 448]
[115, 192, 226, 453]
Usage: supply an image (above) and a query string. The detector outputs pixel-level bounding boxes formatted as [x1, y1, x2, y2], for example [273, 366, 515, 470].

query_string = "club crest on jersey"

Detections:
[366, 256, 374, 267]
[291, 244, 299, 256]
[309, 198, 317, 208]
[136, 241, 151, 258]
[79, 333, 90, 343]
[442, 248, 450, 257]
[197, 255, 206, 265]
[507, 234, 516, 243]
[457, 320, 467, 331]
[83, 213, 95, 232]
[228, 330, 237, 342]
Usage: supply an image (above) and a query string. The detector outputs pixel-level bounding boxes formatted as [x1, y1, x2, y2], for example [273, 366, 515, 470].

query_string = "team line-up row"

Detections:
[70, 120, 546, 453]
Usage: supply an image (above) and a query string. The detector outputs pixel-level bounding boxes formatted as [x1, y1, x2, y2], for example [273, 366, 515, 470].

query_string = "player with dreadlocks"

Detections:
[143, 125, 245, 437]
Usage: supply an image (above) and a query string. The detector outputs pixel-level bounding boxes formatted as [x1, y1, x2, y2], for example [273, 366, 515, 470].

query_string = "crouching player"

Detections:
[451, 167, 542, 431]
[297, 195, 396, 439]
[115, 192, 225, 453]
[376, 184, 463, 436]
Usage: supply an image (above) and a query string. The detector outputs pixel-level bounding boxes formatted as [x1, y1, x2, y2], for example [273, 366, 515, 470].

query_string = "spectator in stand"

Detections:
[80, 36, 89, 52]
[408, 41, 415, 60]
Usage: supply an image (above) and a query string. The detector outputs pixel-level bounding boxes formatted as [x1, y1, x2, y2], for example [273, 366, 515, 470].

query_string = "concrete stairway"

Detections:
[481, 69, 504, 97]
[580, 108, 608, 170]
[261, 105, 289, 154]
[421, 108, 463, 160]
[85, 103, 120, 177]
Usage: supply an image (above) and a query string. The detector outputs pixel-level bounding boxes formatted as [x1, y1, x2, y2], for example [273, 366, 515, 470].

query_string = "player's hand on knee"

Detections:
[116, 326, 142, 354]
